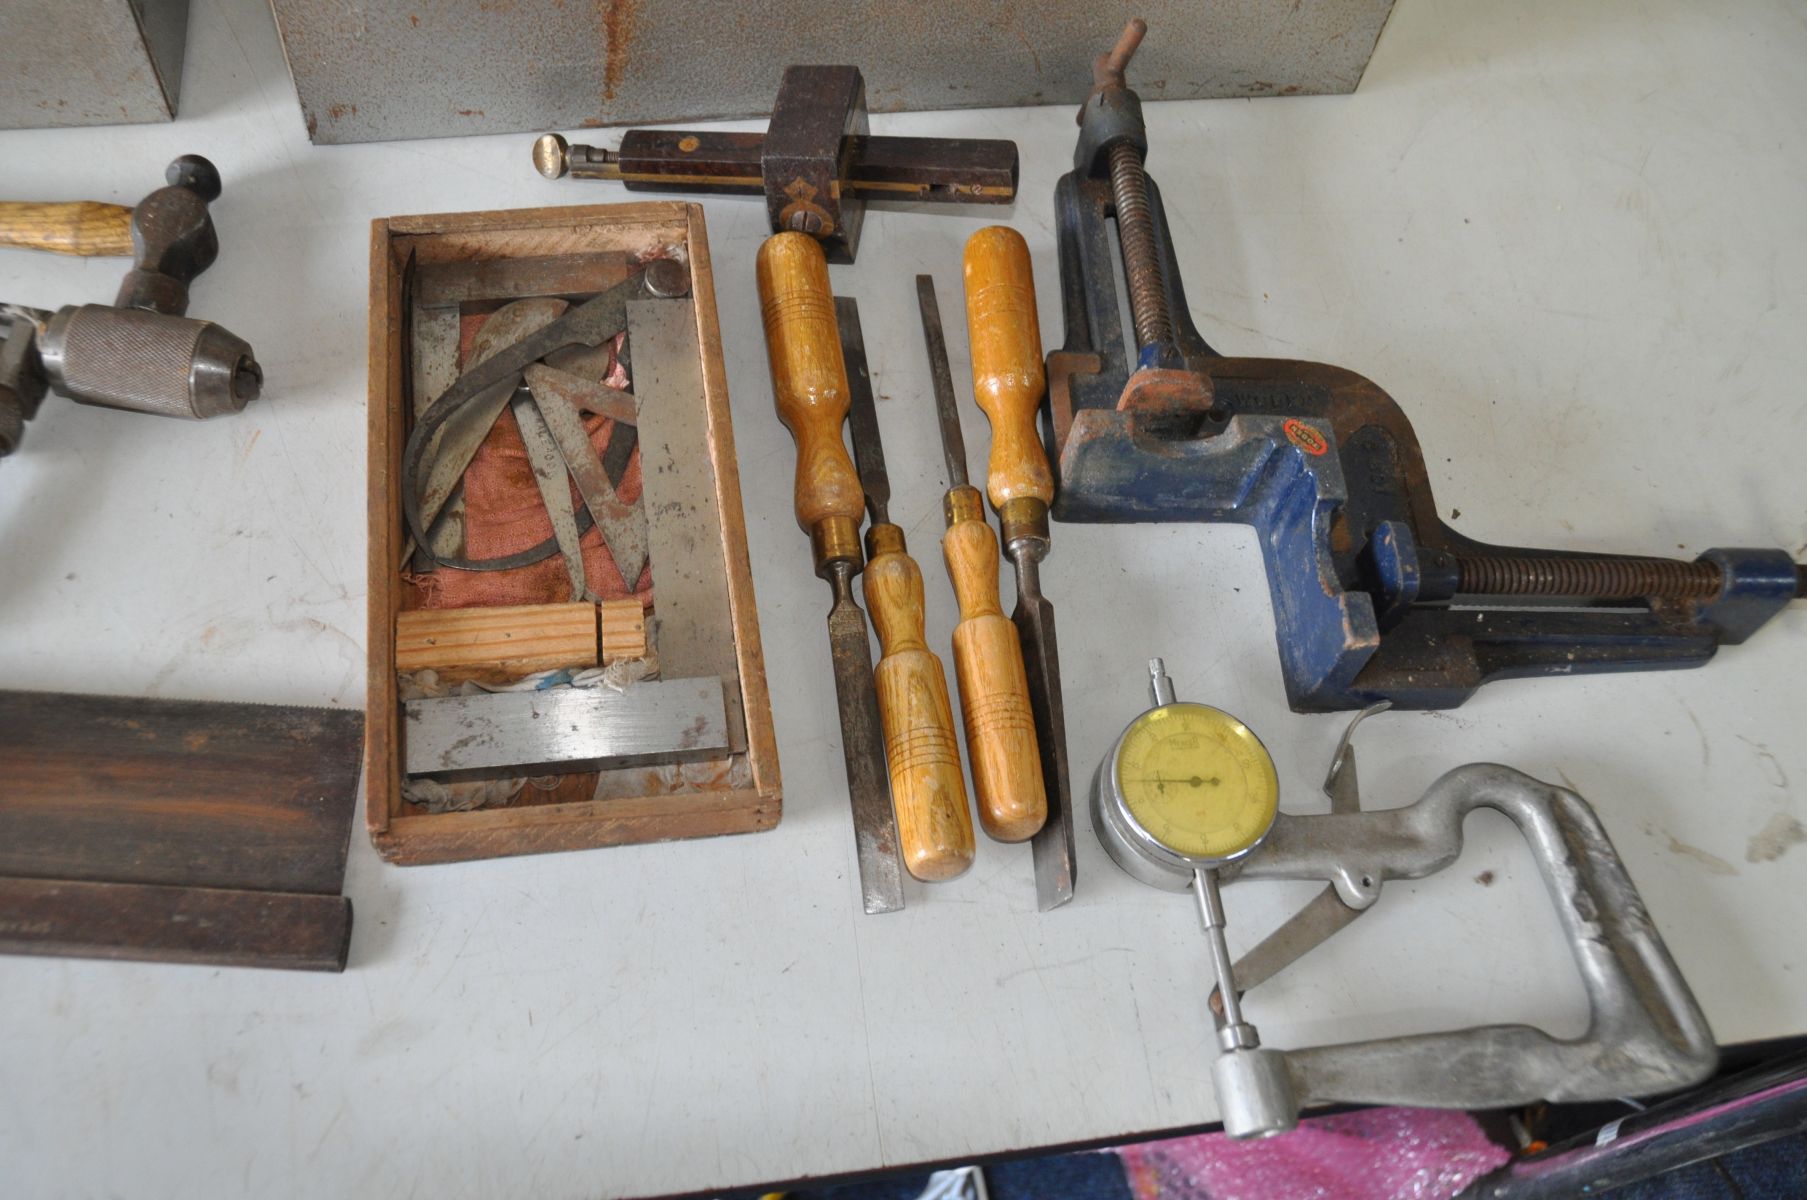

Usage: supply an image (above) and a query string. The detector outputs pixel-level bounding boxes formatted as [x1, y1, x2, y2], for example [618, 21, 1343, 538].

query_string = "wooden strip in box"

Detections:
[600, 598, 647, 662]
[396, 602, 599, 675]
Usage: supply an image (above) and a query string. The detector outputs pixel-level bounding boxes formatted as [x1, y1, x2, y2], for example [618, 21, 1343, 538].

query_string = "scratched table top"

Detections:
[2, 1, 1804, 1196]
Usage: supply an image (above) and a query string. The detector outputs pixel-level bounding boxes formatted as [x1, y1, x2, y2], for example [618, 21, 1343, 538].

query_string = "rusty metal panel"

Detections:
[267, 0, 1395, 146]
[0, 0, 189, 129]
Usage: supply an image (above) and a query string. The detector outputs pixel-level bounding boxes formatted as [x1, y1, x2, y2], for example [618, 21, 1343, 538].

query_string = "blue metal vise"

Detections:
[1044, 26, 1802, 712]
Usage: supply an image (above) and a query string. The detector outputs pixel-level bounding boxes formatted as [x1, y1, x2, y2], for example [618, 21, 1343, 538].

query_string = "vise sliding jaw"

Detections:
[1047, 27, 1803, 712]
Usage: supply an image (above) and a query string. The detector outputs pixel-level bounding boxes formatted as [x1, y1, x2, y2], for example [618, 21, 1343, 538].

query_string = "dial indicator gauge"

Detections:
[1114, 702, 1278, 863]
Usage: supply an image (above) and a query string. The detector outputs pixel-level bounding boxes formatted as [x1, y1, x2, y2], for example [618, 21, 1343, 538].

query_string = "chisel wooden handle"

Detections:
[943, 487, 1046, 842]
[0, 201, 134, 256]
[756, 232, 865, 563]
[963, 226, 1051, 511]
[867, 523, 976, 880]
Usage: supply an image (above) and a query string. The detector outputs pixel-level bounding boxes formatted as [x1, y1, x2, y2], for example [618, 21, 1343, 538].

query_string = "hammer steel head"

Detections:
[164, 154, 222, 202]
[118, 154, 225, 317]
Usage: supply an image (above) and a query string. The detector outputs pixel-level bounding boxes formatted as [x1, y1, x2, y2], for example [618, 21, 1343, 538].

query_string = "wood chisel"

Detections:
[755, 231, 905, 914]
[962, 226, 1076, 909]
[838, 295, 975, 882]
[914, 275, 1046, 845]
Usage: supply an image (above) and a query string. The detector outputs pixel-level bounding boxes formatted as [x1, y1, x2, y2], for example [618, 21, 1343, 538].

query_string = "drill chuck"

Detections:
[38, 304, 262, 421]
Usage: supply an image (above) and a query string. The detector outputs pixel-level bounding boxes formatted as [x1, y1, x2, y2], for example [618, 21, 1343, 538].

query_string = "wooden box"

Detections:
[366, 202, 779, 864]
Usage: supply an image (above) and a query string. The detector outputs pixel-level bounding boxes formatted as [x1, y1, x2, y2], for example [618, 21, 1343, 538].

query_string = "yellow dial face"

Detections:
[1115, 703, 1278, 862]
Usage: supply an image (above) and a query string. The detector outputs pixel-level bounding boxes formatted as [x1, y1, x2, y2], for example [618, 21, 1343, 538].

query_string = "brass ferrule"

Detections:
[810, 515, 863, 576]
[864, 521, 905, 561]
[943, 485, 986, 527]
[997, 496, 1050, 550]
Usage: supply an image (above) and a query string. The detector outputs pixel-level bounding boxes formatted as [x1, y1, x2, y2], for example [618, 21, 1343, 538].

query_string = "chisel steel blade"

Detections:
[913, 276, 970, 489]
[835, 297, 889, 523]
[1012, 552, 1075, 909]
[827, 563, 906, 914]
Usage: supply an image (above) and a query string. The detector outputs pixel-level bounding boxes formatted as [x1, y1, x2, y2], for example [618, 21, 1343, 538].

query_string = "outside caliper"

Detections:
[1046, 22, 1804, 712]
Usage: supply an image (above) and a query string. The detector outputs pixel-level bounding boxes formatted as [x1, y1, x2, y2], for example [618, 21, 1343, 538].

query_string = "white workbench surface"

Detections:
[3, 2, 1804, 1196]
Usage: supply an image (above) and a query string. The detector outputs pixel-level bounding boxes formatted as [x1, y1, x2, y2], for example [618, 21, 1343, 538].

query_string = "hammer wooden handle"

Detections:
[0, 201, 134, 256]
[943, 489, 1046, 842]
[756, 232, 866, 534]
[867, 523, 976, 880]
[963, 226, 1051, 510]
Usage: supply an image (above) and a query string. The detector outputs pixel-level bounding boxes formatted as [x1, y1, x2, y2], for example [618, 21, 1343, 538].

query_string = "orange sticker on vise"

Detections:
[1283, 419, 1329, 456]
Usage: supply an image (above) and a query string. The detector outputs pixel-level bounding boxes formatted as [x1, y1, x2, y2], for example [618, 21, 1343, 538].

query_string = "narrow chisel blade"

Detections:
[835, 296, 889, 524]
[1013, 555, 1075, 909]
[827, 565, 906, 914]
[914, 275, 970, 489]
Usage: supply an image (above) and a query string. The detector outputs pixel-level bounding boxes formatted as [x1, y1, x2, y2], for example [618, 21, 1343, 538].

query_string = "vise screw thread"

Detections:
[1455, 555, 1726, 600]
[1108, 142, 1173, 352]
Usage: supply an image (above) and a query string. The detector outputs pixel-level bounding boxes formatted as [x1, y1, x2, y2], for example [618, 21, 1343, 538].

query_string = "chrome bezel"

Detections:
[1094, 702, 1279, 887]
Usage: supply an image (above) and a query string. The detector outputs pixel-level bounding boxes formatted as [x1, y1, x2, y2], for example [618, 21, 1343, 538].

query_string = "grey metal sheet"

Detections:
[403, 677, 728, 779]
[0, 0, 189, 129]
[415, 252, 634, 308]
[409, 302, 462, 564]
[627, 297, 746, 752]
[267, 1, 1395, 145]
[511, 390, 593, 601]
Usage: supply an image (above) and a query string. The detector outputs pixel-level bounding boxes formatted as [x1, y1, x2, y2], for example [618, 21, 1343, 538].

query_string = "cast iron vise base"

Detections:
[1045, 24, 1802, 712]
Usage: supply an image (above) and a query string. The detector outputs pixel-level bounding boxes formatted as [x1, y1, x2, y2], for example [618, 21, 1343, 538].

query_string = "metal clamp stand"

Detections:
[1206, 709, 1719, 1137]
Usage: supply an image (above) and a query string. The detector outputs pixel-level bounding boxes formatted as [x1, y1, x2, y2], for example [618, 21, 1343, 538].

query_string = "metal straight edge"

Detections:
[529, 370, 650, 586]
[406, 279, 642, 541]
[523, 362, 638, 426]
[525, 359, 640, 490]
[415, 296, 571, 539]
[625, 297, 746, 752]
[1014, 554, 1076, 910]
[511, 390, 593, 601]
[408, 297, 463, 567]
[403, 676, 729, 778]
[405, 251, 640, 568]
